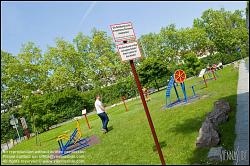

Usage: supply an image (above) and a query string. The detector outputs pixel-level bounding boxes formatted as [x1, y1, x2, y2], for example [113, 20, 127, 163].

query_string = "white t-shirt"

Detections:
[95, 99, 104, 114]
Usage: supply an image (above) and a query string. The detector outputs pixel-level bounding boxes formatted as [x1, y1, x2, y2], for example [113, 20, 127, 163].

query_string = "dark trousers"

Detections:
[98, 112, 109, 131]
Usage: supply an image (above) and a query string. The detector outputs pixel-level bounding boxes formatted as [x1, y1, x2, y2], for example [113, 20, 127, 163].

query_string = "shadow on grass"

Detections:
[152, 141, 167, 152]
[186, 93, 241, 165]
[169, 116, 204, 134]
[108, 126, 114, 132]
[200, 86, 207, 90]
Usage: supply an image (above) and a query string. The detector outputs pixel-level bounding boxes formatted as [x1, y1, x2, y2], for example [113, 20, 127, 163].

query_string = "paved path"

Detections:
[234, 58, 249, 165]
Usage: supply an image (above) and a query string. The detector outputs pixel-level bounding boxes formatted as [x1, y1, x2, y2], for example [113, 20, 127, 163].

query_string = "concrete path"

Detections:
[234, 58, 249, 165]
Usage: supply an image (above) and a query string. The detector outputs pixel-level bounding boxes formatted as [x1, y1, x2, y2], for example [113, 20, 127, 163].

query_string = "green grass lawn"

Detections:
[1, 64, 239, 165]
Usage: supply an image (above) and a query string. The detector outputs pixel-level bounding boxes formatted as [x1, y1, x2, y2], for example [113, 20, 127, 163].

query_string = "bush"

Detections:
[20, 88, 90, 132]
[81, 77, 137, 106]
[16, 77, 138, 133]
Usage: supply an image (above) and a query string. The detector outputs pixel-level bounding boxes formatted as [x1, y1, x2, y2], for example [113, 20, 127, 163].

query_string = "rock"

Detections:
[207, 146, 225, 161]
[207, 100, 230, 127]
[214, 100, 230, 113]
[196, 118, 220, 148]
[196, 100, 230, 148]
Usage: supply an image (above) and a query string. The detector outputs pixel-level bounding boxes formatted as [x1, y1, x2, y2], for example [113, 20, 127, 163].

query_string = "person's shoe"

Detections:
[102, 128, 108, 134]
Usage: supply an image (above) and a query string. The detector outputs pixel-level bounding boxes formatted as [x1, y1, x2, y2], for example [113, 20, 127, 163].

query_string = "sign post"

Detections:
[10, 115, 21, 142]
[122, 96, 128, 112]
[110, 22, 166, 165]
[129, 60, 166, 165]
[82, 109, 91, 129]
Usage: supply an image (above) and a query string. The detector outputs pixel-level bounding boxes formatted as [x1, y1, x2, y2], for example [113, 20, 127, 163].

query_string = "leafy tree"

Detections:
[88, 29, 130, 87]
[178, 27, 214, 57]
[1, 51, 23, 109]
[43, 38, 88, 92]
[138, 33, 161, 58]
[182, 52, 202, 77]
[17, 42, 47, 96]
[194, 8, 248, 57]
[138, 57, 168, 90]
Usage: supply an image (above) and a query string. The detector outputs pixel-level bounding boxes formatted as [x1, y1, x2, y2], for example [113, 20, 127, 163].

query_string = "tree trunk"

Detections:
[154, 79, 159, 91]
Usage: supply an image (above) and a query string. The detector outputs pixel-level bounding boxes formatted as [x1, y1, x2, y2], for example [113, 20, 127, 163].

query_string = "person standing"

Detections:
[95, 95, 109, 133]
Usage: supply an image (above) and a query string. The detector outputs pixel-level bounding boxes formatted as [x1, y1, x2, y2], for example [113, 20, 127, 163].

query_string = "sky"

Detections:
[1, 1, 247, 56]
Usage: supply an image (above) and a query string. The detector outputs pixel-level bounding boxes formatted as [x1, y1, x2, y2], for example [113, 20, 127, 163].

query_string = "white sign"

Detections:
[110, 22, 136, 42]
[82, 109, 87, 115]
[198, 68, 206, 77]
[10, 118, 18, 125]
[117, 42, 142, 61]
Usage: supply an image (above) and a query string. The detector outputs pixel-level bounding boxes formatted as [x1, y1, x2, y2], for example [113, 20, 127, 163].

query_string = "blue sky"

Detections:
[1, 1, 247, 56]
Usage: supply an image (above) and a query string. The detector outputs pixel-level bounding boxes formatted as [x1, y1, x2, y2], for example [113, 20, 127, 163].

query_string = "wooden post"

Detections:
[203, 75, 208, 88]
[84, 114, 91, 129]
[122, 96, 129, 112]
[212, 70, 216, 80]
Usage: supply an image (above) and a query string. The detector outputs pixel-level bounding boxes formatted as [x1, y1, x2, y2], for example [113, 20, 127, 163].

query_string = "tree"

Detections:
[17, 42, 47, 96]
[178, 27, 214, 57]
[87, 29, 131, 87]
[138, 57, 168, 90]
[194, 8, 248, 57]
[1, 51, 23, 109]
[138, 33, 161, 58]
[182, 52, 202, 77]
[1, 43, 47, 109]
[158, 24, 184, 69]
[43, 38, 89, 92]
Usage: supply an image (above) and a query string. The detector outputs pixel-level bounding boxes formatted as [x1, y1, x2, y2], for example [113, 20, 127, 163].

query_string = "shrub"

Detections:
[16, 77, 137, 133]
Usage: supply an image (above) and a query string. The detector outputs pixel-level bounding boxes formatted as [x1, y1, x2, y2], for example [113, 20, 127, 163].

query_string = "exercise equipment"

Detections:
[165, 69, 197, 109]
[51, 135, 99, 160]
[198, 64, 219, 88]
[57, 120, 90, 156]
[206, 65, 217, 80]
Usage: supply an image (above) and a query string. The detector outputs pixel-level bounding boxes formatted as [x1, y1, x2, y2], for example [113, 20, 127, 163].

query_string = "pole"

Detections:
[203, 75, 208, 88]
[181, 83, 187, 103]
[191, 85, 196, 97]
[14, 123, 21, 142]
[173, 82, 180, 102]
[11, 115, 21, 142]
[129, 60, 166, 165]
[122, 97, 129, 112]
[212, 70, 216, 80]
[84, 114, 91, 129]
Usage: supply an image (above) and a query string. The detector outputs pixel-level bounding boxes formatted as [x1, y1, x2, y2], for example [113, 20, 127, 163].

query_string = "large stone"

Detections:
[214, 100, 230, 113]
[207, 146, 225, 161]
[196, 118, 220, 148]
[196, 100, 231, 148]
[207, 100, 230, 127]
